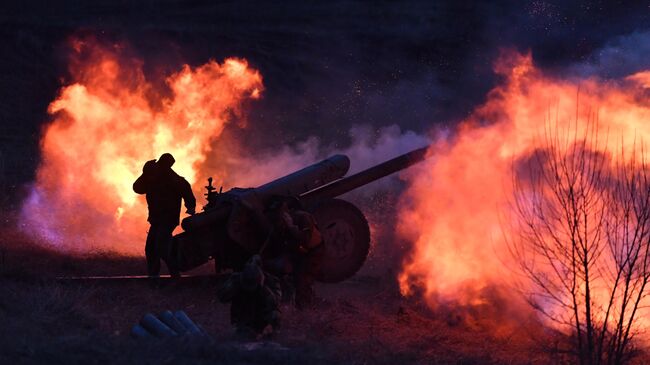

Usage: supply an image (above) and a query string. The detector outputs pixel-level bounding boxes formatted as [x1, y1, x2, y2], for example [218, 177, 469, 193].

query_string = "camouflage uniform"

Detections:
[217, 256, 282, 336]
[264, 201, 322, 308]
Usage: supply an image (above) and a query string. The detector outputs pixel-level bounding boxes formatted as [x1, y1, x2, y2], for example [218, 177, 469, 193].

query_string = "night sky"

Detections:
[1, 0, 649, 207]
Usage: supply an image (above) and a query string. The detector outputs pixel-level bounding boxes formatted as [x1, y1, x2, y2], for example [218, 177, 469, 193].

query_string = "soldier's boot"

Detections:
[233, 324, 257, 340]
[294, 273, 316, 309]
[280, 274, 295, 304]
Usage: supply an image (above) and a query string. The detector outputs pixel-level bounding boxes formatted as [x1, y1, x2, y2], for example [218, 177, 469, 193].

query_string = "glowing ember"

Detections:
[21, 38, 263, 255]
[397, 51, 650, 324]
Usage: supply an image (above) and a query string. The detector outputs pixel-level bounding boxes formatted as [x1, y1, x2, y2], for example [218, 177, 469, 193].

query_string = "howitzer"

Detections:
[171, 145, 430, 283]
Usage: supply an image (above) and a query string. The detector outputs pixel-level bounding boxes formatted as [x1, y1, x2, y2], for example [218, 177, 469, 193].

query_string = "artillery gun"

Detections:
[171, 145, 429, 283]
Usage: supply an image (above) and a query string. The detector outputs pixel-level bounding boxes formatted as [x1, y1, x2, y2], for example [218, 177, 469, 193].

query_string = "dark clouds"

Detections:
[0, 0, 649, 204]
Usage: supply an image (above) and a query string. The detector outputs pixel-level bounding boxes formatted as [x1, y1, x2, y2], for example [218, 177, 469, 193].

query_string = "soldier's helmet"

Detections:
[241, 257, 264, 291]
[158, 153, 175, 169]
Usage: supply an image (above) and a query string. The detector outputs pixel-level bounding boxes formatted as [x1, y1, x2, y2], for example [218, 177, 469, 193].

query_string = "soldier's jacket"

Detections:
[133, 164, 196, 227]
[268, 209, 322, 256]
[217, 271, 282, 332]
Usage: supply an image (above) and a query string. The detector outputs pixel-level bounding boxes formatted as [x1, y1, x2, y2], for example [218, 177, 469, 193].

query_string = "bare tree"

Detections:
[510, 116, 650, 365]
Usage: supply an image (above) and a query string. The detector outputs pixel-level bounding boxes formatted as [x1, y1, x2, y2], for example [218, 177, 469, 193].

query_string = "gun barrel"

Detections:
[255, 154, 350, 198]
[300, 145, 430, 203]
[181, 154, 350, 232]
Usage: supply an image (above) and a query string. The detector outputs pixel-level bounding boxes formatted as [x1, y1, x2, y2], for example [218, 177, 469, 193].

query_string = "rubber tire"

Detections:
[309, 199, 371, 283]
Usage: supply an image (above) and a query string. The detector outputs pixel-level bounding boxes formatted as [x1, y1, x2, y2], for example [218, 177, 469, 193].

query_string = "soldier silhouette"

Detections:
[133, 153, 196, 278]
[264, 196, 322, 308]
[217, 254, 282, 338]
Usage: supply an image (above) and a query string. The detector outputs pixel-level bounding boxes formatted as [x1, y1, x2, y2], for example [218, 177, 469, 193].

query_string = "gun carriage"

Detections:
[172, 146, 429, 283]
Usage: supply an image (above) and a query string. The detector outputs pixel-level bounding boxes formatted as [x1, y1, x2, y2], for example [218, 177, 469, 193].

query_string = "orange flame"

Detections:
[21, 38, 263, 255]
[398, 51, 650, 326]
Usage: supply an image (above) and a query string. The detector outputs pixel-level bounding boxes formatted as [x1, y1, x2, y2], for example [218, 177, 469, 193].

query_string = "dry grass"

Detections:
[1, 221, 633, 364]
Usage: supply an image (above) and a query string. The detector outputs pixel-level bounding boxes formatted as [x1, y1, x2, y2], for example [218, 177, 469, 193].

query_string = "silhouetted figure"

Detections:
[217, 255, 282, 338]
[133, 153, 196, 278]
[264, 197, 322, 309]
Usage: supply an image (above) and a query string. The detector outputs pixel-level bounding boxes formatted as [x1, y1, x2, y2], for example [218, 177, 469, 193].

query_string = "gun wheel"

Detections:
[309, 199, 370, 283]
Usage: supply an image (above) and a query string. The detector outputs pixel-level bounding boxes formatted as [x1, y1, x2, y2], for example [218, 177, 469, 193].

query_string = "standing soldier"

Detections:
[133, 153, 196, 278]
[265, 197, 322, 308]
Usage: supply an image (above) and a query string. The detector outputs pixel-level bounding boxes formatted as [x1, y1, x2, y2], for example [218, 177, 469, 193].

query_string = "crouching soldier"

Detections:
[217, 255, 282, 338]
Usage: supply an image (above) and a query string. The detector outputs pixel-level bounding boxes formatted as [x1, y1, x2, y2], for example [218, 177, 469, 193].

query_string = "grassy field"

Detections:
[0, 223, 635, 364]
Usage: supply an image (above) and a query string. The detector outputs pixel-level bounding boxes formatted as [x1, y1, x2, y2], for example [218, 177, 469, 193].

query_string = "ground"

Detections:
[0, 221, 638, 365]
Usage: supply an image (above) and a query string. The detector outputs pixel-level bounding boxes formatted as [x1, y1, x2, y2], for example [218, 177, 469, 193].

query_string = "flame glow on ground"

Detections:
[397, 52, 650, 330]
[21, 38, 262, 254]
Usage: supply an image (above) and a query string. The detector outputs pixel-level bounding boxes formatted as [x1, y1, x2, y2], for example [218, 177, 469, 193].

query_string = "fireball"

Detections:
[21, 38, 263, 255]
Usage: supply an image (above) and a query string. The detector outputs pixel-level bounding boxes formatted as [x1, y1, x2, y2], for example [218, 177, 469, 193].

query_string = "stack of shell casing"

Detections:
[131, 310, 209, 339]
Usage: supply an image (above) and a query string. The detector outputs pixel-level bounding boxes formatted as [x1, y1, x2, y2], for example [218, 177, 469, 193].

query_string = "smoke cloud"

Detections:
[568, 30, 650, 79]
